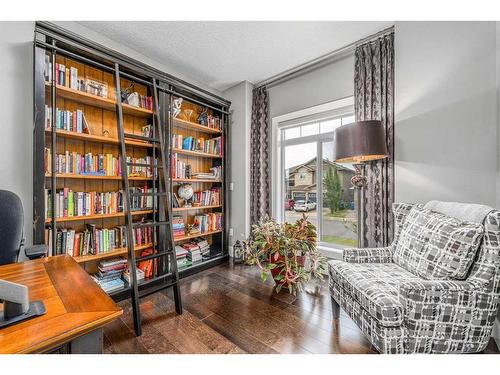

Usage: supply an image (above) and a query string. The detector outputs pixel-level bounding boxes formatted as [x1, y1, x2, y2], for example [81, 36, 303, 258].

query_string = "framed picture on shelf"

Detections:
[85, 78, 108, 98]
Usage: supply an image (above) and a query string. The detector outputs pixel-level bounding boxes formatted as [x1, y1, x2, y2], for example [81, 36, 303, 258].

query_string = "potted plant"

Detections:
[244, 215, 327, 294]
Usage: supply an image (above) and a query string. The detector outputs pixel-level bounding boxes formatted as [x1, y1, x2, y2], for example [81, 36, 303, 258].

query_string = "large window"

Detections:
[277, 108, 358, 250]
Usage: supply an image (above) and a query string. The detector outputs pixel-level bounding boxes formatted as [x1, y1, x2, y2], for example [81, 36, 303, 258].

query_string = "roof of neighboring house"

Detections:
[287, 157, 355, 174]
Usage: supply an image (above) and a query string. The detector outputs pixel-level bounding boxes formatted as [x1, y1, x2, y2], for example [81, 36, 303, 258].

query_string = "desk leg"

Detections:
[69, 329, 103, 354]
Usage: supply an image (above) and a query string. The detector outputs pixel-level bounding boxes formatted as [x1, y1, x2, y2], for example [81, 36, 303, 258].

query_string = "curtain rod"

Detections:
[256, 25, 394, 89]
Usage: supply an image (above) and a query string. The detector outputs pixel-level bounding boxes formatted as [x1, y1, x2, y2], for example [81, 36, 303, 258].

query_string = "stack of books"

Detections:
[172, 216, 186, 238]
[182, 242, 203, 264]
[175, 245, 191, 270]
[137, 248, 155, 278]
[122, 267, 145, 284]
[92, 257, 127, 293]
[191, 166, 222, 180]
[194, 238, 211, 259]
[192, 188, 221, 206]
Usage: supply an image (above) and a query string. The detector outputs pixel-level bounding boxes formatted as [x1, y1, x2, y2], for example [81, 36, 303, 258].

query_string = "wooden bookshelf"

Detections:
[34, 24, 229, 302]
[173, 205, 222, 212]
[174, 230, 223, 242]
[45, 173, 152, 181]
[45, 209, 154, 223]
[173, 148, 223, 158]
[172, 117, 223, 135]
[73, 243, 153, 263]
[45, 129, 154, 148]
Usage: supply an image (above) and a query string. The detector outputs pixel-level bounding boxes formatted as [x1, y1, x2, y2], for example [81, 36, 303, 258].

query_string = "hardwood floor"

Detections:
[104, 263, 500, 354]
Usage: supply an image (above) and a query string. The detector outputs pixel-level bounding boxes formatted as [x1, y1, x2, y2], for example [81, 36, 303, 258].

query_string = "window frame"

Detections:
[271, 96, 355, 258]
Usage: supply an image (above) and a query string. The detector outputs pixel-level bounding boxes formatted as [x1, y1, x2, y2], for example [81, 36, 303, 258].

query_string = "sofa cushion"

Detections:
[393, 206, 484, 280]
[329, 260, 420, 326]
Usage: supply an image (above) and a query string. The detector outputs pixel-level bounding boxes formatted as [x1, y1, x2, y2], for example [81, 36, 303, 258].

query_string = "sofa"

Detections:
[328, 200, 500, 353]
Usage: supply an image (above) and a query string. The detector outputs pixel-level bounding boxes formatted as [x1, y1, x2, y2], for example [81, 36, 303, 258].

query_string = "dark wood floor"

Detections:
[103, 262, 500, 354]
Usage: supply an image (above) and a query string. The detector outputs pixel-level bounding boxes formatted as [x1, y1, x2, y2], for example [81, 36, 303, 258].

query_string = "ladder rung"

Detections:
[132, 221, 169, 228]
[135, 250, 173, 262]
[130, 192, 168, 197]
[139, 278, 177, 299]
[126, 162, 162, 168]
[124, 133, 160, 143]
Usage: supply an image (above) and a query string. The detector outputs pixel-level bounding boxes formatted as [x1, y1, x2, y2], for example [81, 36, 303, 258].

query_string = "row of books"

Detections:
[171, 153, 188, 179]
[192, 213, 223, 234]
[171, 134, 223, 156]
[44, 187, 154, 219]
[45, 189, 123, 219]
[173, 215, 186, 238]
[127, 156, 155, 178]
[129, 186, 155, 211]
[203, 115, 223, 131]
[45, 225, 153, 257]
[45, 149, 121, 177]
[44, 58, 109, 98]
[45, 105, 90, 134]
[191, 188, 221, 207]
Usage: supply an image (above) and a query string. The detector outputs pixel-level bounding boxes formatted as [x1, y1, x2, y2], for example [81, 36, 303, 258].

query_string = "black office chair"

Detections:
[0, 190, 47, 266]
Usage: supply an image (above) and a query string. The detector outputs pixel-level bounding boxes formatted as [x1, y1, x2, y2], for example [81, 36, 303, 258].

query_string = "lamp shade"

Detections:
[333, 120, 388, 163]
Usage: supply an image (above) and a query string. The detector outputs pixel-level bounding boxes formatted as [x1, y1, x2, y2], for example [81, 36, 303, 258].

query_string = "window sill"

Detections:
[317, 245, 343, 260]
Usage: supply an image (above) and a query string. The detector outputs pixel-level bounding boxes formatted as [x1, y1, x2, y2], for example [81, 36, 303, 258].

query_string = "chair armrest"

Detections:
[343, 246, 394, 263]
[25, 244, 48, 260]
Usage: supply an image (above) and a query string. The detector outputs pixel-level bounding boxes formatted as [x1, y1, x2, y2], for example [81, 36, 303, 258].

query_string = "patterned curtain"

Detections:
[250, 86, 271, 225]
[354, 32, 395, 248]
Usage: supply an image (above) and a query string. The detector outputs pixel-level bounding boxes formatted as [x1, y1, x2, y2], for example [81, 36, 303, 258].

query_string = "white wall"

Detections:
[222, 81, 253, 250]
[395, 21, 497, 207]
[0, 22, 36, 251]
[268, 54, 354, 119]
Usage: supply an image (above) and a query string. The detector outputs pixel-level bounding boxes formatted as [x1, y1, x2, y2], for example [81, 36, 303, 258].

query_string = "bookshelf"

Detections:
[33, 22, 230, 302]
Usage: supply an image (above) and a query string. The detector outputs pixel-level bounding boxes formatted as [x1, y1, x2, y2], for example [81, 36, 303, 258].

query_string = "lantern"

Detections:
[232, 240, 244, 264]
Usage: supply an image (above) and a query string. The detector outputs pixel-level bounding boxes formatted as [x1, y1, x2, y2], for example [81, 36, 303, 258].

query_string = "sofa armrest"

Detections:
[399, 279, 478, 320]
[343, 246, 394, 263]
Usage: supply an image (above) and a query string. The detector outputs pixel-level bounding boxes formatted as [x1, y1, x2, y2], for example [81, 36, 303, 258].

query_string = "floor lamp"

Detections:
[333, 120, 388, 247]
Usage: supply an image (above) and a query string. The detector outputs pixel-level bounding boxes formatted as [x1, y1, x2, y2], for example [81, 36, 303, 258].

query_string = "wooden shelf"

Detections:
[172, 178, 221, 183]
[45, 82, 153, 118]
[73, 243, 153, 263]
[172, 117, 223, 134]
[45, 209, 154, 223]
[173, 205, 222, 212]
[45, 129, 154, 148]
[172, 148, 222, 158]
[174, 229, 223, 242]
[45, 173, 152, 181]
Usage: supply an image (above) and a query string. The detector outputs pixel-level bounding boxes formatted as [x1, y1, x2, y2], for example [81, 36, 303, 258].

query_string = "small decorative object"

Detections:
[183, 109, 194, 122]
[177, 183, 194, 201]
[121, 83, 135, 104]
[198, 107, 209, 126]
[85, 78, 108, 98]
[127, 92, 140, 107]
[185, 223, 193, 235]
[102, 130, 110, 137]
[232, 240, 244, 264]
[185, 165, 192, 179]
[244, 215, 326, 295]
[172, 97, 183, 118]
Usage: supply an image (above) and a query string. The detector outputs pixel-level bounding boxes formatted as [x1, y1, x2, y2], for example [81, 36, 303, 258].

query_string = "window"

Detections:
[276, 102, 358, 251]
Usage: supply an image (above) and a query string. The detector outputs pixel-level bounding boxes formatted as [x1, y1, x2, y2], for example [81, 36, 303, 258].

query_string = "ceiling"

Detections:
[78, 21, 393, 92]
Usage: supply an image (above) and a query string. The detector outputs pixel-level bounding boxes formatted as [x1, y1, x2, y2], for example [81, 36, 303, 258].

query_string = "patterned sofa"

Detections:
[328, 200, 500, 353]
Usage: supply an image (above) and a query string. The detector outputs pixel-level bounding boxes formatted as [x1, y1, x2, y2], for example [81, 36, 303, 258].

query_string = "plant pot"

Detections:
[269, 254, 305, 288]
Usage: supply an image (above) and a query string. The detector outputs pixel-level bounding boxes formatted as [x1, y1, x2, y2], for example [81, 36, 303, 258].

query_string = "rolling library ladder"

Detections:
[115, 65, 182, 336]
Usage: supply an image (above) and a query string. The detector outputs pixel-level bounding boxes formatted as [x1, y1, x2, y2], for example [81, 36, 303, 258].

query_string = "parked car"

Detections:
[294, 200, 317, 212]
[284, 199, 295, 211]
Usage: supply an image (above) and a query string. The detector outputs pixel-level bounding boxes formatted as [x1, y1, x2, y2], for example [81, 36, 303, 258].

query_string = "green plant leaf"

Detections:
[260, 271, 268, 282]
[273, 274, 284, 281]
[266, 263, 277, 270]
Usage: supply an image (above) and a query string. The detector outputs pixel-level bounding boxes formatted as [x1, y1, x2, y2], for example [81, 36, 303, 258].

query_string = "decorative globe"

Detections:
[178, 184, 194, 200]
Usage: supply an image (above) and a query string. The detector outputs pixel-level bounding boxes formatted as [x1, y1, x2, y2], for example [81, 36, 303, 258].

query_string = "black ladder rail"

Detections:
[114, 62, 143, 336]
[153, 79, 183, 315]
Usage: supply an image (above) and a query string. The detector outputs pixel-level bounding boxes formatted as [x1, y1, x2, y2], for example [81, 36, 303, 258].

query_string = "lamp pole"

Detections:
[351, 163, 366, 248]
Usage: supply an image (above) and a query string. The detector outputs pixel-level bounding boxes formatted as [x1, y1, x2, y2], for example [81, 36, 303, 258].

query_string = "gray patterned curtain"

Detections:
[250, 86, 271, 225]
[354, 32, 395, 248]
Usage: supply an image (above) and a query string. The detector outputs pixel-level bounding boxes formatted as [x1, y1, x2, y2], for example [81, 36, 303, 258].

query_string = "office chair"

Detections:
[0, 190, 47, 266]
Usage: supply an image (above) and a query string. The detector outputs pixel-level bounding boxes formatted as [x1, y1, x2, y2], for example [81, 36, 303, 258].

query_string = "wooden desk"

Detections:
[0, 255, 122, 353]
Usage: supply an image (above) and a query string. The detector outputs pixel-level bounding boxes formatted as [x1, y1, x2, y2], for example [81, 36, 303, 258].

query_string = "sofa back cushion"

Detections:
[393, 206, 484, 280]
